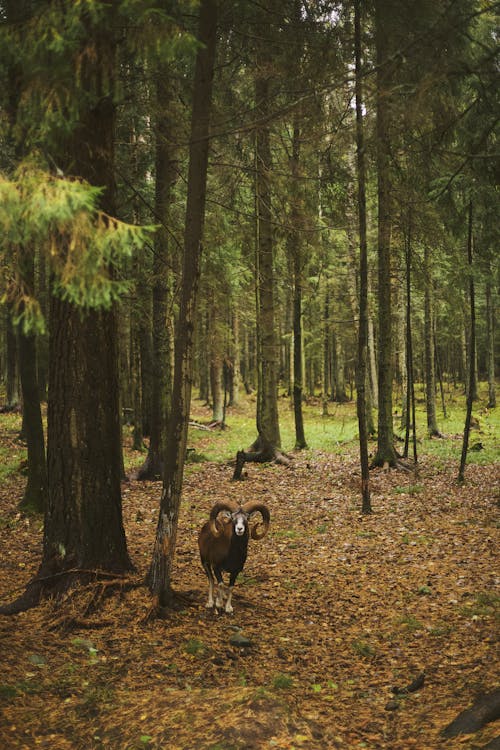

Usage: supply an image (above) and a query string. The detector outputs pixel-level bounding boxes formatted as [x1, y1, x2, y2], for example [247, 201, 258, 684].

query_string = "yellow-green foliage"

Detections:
[0, 161, 154, 333]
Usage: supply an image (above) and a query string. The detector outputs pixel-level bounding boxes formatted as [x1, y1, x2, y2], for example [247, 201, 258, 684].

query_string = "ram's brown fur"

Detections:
[198, 516, 234, 567]
[198, 499, 270, 613]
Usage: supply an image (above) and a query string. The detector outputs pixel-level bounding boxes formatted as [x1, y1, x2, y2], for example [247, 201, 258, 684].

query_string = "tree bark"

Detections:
[253, 60, 281, 450]
[372, 0, 398, 468]
[290, 119, 307, 449]
[458, 200, 475, 483]
[228, 310, 241, 407]
[5, 312, 20, 409]
[1, 4, 135, 614]
[147, 0, 217, 612]
[424, 244, 441, 436]
[17, 293, 48, 514]
[136, 71, 176, 480]
[354, 0, 371, 514]
[485, 276, 496, 408]
[442, 688, 500, 738]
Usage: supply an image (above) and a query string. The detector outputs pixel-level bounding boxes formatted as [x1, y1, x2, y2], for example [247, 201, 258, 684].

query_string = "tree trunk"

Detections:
[458, 201, 476, 483]
[136, 71, 176, 480]
[367, 313, 378, 410]
[5, 312, 20, 409]
[17, 315, 47, 514]
[403, 217, 417, 464]
[485, 277, 496, 408]
[424, 244, 441, 436]
[44, 298, 133, 577]
[228, 309, 241, 407]
[35, 249, 49, 401]
[3, 8, 134, 614]
[290, 120, 307, 449]
[321, 288, 330, 416]
[372, 0, 398, 468]
[254, 68, 281, 450]
[147, 0, 217, 612]
[354, 0, 371, 514]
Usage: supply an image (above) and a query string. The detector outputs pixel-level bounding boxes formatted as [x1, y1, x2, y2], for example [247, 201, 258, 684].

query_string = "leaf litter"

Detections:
[0, 415, 499, 749]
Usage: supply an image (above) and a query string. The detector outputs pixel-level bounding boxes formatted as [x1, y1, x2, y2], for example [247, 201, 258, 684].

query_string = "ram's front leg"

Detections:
[225, 570, 240, 614]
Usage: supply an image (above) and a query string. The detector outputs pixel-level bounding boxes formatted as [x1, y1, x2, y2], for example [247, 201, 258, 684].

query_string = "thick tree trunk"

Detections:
[2, 9, 133, 614]
[147, 0, 217, 612]
[254, 66, 281, 450]
[44, 298, 133, 577]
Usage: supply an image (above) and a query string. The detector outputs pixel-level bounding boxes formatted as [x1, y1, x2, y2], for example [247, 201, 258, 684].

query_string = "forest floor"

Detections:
[0, 399, 499, 750]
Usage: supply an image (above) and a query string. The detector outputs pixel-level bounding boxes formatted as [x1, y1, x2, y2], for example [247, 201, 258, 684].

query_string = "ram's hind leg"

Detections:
[203, 563, 215, 609]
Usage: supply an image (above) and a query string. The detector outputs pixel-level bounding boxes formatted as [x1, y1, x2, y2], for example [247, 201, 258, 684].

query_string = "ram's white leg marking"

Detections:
[206, 577, 214, 608]
[215, 582, 225, 608]
[225, 586, 234, 614]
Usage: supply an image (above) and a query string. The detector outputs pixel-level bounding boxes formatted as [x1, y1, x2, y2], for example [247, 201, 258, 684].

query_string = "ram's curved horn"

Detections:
[209, 500, 239, 537]
[241, 501, 270, 540]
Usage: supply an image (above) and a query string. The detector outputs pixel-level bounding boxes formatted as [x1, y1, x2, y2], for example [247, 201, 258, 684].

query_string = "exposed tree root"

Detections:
[134, 451, 163, 481]
[442, 689, 500, 738]
[0, 568, 134, 616]
[370, 456, 414, 473]
[232, 435, 292, 480]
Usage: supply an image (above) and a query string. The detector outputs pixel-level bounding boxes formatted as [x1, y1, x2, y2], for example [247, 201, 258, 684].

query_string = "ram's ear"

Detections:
[221, 511, 232, 521]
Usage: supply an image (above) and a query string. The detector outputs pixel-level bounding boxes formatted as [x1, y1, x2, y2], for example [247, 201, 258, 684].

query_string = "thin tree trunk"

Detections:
[136, 71, 176, 480]
[373, 0, 397, 467]
[404, 219, 417, 464]
[228, 309, 241, 407]
[210, 307, 224, 422]
[486, 276, 496, 408]
[17, 313, 47, 513]
[458, 201, 475, 483]
[290, 120, 307, 449]
[424, 244, 441, 436]
[321, 289, 330, 416]
[354, 0, 371, 514]
[147, 0, 217, 612]
[367, 313, 378, 410]
[5, 312, 19, 409]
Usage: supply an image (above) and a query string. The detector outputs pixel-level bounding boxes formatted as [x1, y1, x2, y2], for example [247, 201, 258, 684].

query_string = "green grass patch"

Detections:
[392, 484, 424, 495]
[351, 640, 376, 658]
[398, 614, 425, 631]
[183, 638, 207, 656]
[460, 592, 499, 619]
[271, 673, 294, 690]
